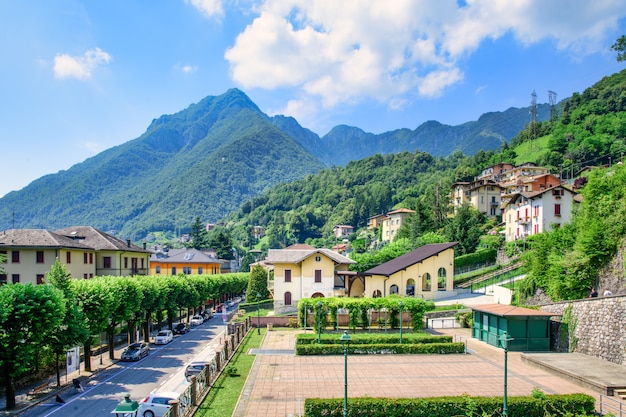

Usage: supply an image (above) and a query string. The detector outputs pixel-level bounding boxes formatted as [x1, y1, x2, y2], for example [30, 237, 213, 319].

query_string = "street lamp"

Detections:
[340, 331, 351, 417]
[256, 292, 262, 335]
[499, 331, 514, 417]
[316, 301, 323, 344]
[302, 302, 307, 333]
[398, 301, 404, 344]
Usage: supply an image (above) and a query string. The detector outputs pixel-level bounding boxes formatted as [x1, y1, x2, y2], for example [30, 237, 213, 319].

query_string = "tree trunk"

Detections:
[56, 352, 61, 387]
[3, 362, 16, 410]
[108, 331, 115, 360]
[83, 342, 92, 372]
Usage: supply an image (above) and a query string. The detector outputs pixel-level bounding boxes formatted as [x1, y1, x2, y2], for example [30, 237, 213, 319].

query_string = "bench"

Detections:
[28, 382, 49, 395]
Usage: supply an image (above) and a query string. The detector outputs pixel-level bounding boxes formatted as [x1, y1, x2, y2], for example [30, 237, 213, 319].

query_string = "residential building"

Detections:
[251, 226, 265, 240]
[364, 242, 457, 301]
[0, 229, 96, 284]
[149, 247, 223, 276]
[367, 213, 387, 230]
[450, 179, 504, 218]
[502, 186, 581, 242]
[333, 225, 354, 239]
[56, 226, 151, 276]
[381, 208, 415, 242]
[477, 163, 515, 182]
[266, 244, 356, 314]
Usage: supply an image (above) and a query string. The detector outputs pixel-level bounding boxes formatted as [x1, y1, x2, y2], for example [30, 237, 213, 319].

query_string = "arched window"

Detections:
[389, 284, 399, 295]
[311, 292, 325, 298]
[406, 279, 415, 296]
[372, 290, 382, 298]
[422, 273, 431, 291]
[284, 292, 292, 306]
[438, 268, 447, 291]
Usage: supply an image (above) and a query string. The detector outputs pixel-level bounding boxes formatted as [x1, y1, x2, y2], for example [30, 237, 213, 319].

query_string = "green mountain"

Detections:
[0, 89, 550, 240]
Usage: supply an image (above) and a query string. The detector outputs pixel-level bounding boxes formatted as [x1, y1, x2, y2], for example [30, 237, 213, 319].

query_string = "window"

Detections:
[0, 274, 6, 285]
[554, 204, 561, 216]
[285, 269, 292, 283]
[372, 290, 382, 298]
[36, 251, 44, 264]
[83, 274, 88, 279]
[12, 274, 20, 284]
[171, 267, 177, 275]
[124, 257, 128, 269]
[11, 251, 19, 263]
[183, 267, 191, 274]
[66, 252, 71, 264]
[552, 188, 564, 196]
[89, 253, 93, 264]
[480, 196, 484, 204]
[36, 274, 44, 285]
[314, 269, 322, 283]
[84, 253, 88, 264]
[198, 267, 203, 274]
[141, 258, 145, 269]
[315, 256, 321, 262]
[103, 257, 112, 269]
[438, 268, 447, 291]
[156, 265, 161, 274]
[422, 273, 431, 291]
[389, 284, 399, 294]
[284, 292, 292, 306]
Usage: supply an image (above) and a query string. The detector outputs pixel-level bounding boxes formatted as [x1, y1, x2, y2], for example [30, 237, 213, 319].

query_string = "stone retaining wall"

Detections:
[540, 295, 626, 365]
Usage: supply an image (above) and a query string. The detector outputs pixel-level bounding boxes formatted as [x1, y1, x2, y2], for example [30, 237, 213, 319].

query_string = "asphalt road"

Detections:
[20, 315, 227, 417]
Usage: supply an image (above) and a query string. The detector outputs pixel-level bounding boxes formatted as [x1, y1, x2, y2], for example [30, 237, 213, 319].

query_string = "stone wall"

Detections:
[540, 295, 626, 365]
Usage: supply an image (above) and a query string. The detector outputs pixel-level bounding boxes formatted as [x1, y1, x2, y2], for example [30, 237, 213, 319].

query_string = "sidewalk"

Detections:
[0, 340, 131, 416]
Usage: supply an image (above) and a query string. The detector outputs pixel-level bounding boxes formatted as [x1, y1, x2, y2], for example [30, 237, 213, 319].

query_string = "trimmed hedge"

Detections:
[296, 333, 452, 345]
[296, 342, 465, 355]
[304, 394, 596, 417]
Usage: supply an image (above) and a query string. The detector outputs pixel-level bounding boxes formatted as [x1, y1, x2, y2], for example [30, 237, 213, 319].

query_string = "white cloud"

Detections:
[186, 0, 224, 18]
[175, 64, 199, 74]
[53, 47, 111, 80]
[225, 0, 625, 117]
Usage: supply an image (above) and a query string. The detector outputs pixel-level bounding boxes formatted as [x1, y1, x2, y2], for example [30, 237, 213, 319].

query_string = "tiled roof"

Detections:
[365, 242, 457, 276]
[266, 248, 355, 265]
[56, 226, 151, 253]
[150, 248, 222, 263]
[471, 304, 560, 317]
[387, 208, 415, 215]
[0, 229, 93, 250]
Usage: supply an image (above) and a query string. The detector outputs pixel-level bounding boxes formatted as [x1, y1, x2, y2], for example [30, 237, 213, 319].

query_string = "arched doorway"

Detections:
[438, 268, 447, 291]
[389, 284, 399, 295]
[372, 290, 382, 298]
[311, 292, 325, 298]
[349, 277, 364, 297]
[406, 278, 415, 296]
[422, 273, 431, 291]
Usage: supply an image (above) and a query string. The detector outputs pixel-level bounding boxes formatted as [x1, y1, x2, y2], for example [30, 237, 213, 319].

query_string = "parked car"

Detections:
[121, 342, 150, 361]
[201, 310, 212, 321]
[173, 323, 189, 335]
[184, 361, 207, 381]
[190, 315, 204, 326]
[154, 330, 173, 345]
[138, 391, 179, 417]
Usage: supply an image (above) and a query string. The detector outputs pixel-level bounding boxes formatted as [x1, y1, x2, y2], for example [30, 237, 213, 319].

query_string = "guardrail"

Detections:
[457, 262, 523, 289]
[600, 394, 626, 417]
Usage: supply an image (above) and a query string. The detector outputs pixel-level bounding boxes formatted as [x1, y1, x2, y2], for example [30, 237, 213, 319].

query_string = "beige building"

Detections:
[333, 225, 354, 239]
[381, 208, 415, 242]
[266, 244, 356, 314]
[364, 242, 457, 300]
[0, 229, 96, 284]
[450, 180, 503, 217]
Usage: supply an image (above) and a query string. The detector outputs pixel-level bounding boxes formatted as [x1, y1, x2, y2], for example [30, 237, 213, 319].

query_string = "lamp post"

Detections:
[499, 331, 514, 417]
[302, 302, 307, 333]
[111, 393, 139, 417]
[398, 301, 404, 344]
[256, 292, 261, 335]
[340, 331, 351, 417]
[316, 301, 323, 344]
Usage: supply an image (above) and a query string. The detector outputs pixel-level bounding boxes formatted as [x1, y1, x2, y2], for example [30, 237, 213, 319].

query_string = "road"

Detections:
[20, 315, 227, 417]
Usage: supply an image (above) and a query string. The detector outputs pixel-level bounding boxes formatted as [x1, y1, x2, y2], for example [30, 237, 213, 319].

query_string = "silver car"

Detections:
[121, 342, 150, 361]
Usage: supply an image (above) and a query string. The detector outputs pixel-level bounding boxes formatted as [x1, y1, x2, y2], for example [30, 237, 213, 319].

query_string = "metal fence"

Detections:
[600, 394, 626, 417]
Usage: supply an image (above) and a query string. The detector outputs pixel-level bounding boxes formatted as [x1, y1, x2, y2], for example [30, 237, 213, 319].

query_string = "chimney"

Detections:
[143, 242, 147, 250]
[127, 239, 131, 248]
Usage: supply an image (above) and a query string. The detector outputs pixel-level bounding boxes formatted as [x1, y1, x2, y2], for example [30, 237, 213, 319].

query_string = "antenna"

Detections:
[548, 90, 557, 121]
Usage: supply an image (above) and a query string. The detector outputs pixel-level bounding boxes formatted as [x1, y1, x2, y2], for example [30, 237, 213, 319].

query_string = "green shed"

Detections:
[471, 304, 559, 352]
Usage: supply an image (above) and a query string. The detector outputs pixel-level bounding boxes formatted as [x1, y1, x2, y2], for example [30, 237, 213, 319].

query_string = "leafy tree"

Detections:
[611, 35, 626, 62]
[0, 284, 66, 409]
[189, 216, 209, 249]
[46, 259, 89, 386]
[0, 252, 5, 275]
[444, 205, 486, 255]
[247, 265, 269, 301]
[208, 228, 235, 260]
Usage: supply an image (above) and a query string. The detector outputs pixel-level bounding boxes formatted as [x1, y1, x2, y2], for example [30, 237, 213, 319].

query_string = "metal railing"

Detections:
[600, 394, 626, 417]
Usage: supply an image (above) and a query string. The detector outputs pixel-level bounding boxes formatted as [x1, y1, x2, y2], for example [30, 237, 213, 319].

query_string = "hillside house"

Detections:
[333, 225, 354, 239]
[381, 208, 415, 242]
[364, 242, 457, 300]
[266, 244, 356, 314]
[502, 186, 581, 242]
[149, 247, 223, 276]
[450, 179, 504, 218]
[367, 213, 387, 230]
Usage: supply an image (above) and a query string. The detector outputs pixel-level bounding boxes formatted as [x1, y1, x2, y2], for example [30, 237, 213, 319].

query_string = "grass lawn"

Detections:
[193, 328, 265, 417]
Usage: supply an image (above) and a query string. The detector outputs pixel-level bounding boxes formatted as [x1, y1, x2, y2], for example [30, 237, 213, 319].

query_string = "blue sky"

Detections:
[1, 1, 625, 198]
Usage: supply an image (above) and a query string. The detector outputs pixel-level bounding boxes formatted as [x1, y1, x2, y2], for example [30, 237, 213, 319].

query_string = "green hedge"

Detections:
[296, 342, 465, 355]
[238, 299, 273, 311]
[304, 394, 595, 417]
[454, 249, 497, 269]
[296, 333, 452, 345]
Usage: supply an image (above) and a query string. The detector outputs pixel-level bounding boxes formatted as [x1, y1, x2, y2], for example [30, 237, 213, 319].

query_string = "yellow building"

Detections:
[149, 247, 223, 276]
[380, 208, 415, 242]
[364, 242, 457, 300]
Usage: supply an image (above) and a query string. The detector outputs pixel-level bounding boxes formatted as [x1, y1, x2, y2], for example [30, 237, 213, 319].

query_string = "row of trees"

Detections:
[0, 260, 248, 409]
